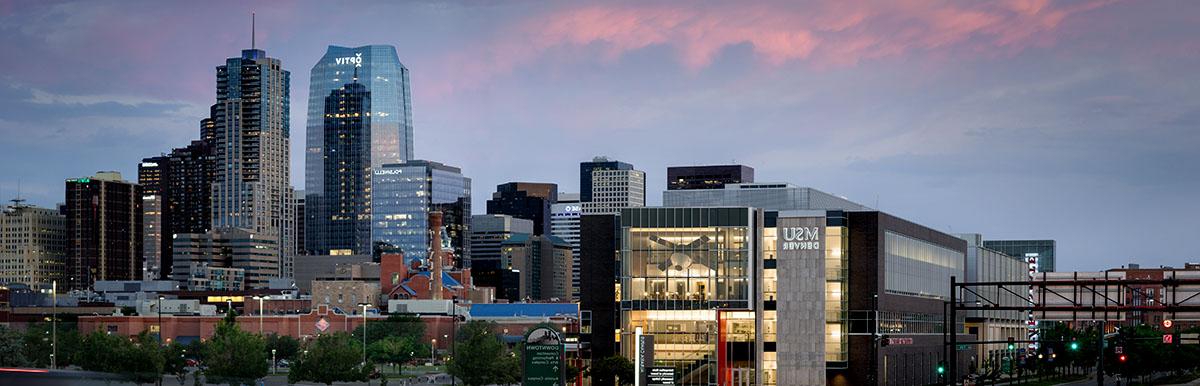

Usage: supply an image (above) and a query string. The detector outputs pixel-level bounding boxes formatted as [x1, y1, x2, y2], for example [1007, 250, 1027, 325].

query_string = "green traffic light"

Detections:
[937, 366, 945, 375]
[1070, 342, 1079, 350]
[1008, 344, 1015, 350]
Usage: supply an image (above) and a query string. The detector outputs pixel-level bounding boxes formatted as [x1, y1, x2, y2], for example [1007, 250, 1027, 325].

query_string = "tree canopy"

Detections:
[288, 332, 370, 385]
[447, 320, 520, 386]
[202, 310, 268, 385]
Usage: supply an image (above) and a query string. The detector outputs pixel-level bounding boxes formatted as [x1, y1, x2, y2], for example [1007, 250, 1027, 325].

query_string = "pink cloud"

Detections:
[428, 0, 1120, 96]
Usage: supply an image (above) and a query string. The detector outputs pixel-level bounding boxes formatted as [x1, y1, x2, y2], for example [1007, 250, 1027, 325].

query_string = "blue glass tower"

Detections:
[306, 45, 413, 255]
[372, 160, 470, 264]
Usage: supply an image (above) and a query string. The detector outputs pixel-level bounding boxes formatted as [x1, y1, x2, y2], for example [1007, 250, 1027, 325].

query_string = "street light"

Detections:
[253, 296, 264, 334]
[158, 295, 165, 345]
[272, 349, 277, 374]
[358, 303, 372, 365]
[431, 338, 437, 366]
[51, 280, 57, 370]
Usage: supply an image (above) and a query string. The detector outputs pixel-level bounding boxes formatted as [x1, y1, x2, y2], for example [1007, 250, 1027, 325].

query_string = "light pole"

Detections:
[254, 296, 264, 334]
[431, 338, 437, 366]
[272, 349, 277, 374]
[51, 280, 57, 370]
[358, 303, 371, 365]
[158, 295, 165, 345]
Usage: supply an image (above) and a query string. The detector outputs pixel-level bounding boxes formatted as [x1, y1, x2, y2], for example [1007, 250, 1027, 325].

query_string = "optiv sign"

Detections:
[335, 53, 363, 67]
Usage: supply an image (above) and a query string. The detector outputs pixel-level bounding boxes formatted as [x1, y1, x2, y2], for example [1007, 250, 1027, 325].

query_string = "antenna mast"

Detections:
[251, 12, 256, 50]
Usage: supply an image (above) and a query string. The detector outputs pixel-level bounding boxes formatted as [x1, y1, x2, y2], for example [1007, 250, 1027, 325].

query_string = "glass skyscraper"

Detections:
[372, 160, 470, 264]
[306, 45, 413, 256]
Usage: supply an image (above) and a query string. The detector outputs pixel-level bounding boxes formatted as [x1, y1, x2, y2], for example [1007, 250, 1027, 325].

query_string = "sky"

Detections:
[1, 0, 1198, 271]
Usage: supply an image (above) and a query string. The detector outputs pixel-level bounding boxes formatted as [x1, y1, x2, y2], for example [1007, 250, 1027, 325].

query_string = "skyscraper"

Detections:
[204, 45, 291, 286]
[486, 182, 557, 235]
[982, 239, 1056, 272]
[139, 137, 214, 280]
[579, 156, 633, 203]
[581, 168, 645, 215]
[65, 172, 142, 290]
[306, 45, 413, 256]
[550, 193, 581, 299]
[371, 160, 470, 264]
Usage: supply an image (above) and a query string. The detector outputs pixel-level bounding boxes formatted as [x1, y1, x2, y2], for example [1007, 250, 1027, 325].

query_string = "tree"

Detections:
[352, 313, 426, 344]
[202, 310, 268, 386]
[588, 356, 633, 386]
[22, 321, 81, 368]
[76, 330, 163, 385]
[368, 336, 429, 374]
[288, 332, 370, 385]
[448, 320, 520, 386]
[264, 333, 300, 362]
[163, 342, 190, 385]
[0, 326, 30, 367]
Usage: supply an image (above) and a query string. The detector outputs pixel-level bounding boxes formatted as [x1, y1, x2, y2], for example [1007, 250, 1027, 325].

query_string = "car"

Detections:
[185, 359, 199, 367]
[276, 359, 290, 368]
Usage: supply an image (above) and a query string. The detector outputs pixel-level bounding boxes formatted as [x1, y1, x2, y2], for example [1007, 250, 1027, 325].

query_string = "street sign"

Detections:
[523, 327, 565, 386]
[1181, 333, 1200, 345]
[647, 366, 676, 386]
[1115, 346, 1123, 354]
[1163, 319, 1174, 329]
[1163, 334, 1174, 344]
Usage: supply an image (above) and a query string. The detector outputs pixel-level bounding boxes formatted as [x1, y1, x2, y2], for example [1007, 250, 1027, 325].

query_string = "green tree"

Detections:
[448, 320, 520, 386]
[264, 333, 300, 362]
[122, 332, 166, 385]
[77, 330, 126, 373]
[164, 342, 190, 385]
[351, 313, 426, 344]
[202, 310, 268, 386]
[22, 321, 81, 368]
[288, 332, 370, 385]
[588, 356, 634, 386]
[368, 336, 429, 374]
[0, 326, 30, 367]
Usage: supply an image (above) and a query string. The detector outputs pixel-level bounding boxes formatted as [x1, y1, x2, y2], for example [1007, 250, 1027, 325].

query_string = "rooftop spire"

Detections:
[251, 12, 256, 50]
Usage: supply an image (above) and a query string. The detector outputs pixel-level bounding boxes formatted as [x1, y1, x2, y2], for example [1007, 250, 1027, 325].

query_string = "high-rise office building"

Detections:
[65, 172, 143, 290]
[0, 201, 66, 290]
[206, 46, 291, 283]
[499, 234, 572, 301]
[294, 190, 306, 256]
[581, 168, 645, 215]
[468, 214, 533, 298]
[666, 164, 754, 190]
[486, 182, 556, 236]
[172, 228, 273, 290]
[982, 239, 1056, 272]
[372, 160, 470, 264]
[550, 193, 582, 299]
[139, 138, 214, 280]
[306, 45, 413, 256]
[580, 156, 634, 203]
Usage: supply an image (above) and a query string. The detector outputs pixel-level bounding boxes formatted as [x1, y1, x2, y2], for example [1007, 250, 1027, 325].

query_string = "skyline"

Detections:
[1, 0, 1198, 272]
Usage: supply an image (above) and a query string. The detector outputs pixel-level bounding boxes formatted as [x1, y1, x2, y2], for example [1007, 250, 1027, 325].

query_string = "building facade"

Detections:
[65, 172, 143, 290]
[957, 234, 1027, 366]
[0, 203, 66, 290]
[207, 47, 291, 282]
[139, 138, 214, 280]
[663, 183, 870, 212]
[468, 214, 533, 300]
[667, 165, 755, 190]
[982, 239, 1056, 272]
[499, 234, 572, 301]
[306, 45, 413, 256]
[371, 160, 470, 264]
[486, 182, 556, 236]
[580, 156, 634, 203]
[582, 168, 646, 215]
[551, 196, 582, 300]
[171, 228, 277, 289]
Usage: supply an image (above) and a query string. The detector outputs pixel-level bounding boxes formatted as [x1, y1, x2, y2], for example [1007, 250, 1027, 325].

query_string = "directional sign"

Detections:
[523, 327, 565, 386]
[1164, 334, 1174, 344]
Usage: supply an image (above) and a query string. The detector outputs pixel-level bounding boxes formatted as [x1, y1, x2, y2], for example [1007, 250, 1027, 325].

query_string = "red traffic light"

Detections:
[1118, 354, 1127, 362]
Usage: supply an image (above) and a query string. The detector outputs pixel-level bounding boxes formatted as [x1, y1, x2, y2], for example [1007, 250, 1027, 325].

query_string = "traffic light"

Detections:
[937, 361, 946, 375]
[1118, 354, 1127, 362]
[1007, 337, 1016, 350]
[1069, 341, 1079, 350]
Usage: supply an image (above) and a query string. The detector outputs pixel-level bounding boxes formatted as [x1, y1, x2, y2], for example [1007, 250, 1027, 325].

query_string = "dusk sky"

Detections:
[1, 0, 1197, 271]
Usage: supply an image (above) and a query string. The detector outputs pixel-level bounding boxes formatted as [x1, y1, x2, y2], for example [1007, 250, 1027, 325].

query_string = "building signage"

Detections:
[522, 327, 565, 386]
[647, 366, 676, 385]
[373, 169, 404, 175]
[781, 226, 821, 250]
[637, 334, 655, 386]
[887, 337, 914, 345]
[335, 52, 363, 67]
[315, 317, 330, 332]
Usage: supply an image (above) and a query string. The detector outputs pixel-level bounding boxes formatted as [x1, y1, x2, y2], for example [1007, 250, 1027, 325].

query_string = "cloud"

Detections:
[428, 0, 1119, 95]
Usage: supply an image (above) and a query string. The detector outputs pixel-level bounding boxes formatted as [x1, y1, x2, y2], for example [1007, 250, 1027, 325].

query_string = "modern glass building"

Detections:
[981, 239, 1056, 272]
[663, 183, 871, 212]
[371, 160, 470, 265]
[306, 45, 413, 256]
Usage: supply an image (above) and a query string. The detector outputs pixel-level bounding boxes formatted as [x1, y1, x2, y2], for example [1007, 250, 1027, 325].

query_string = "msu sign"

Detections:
[781, 226, 821, 250]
